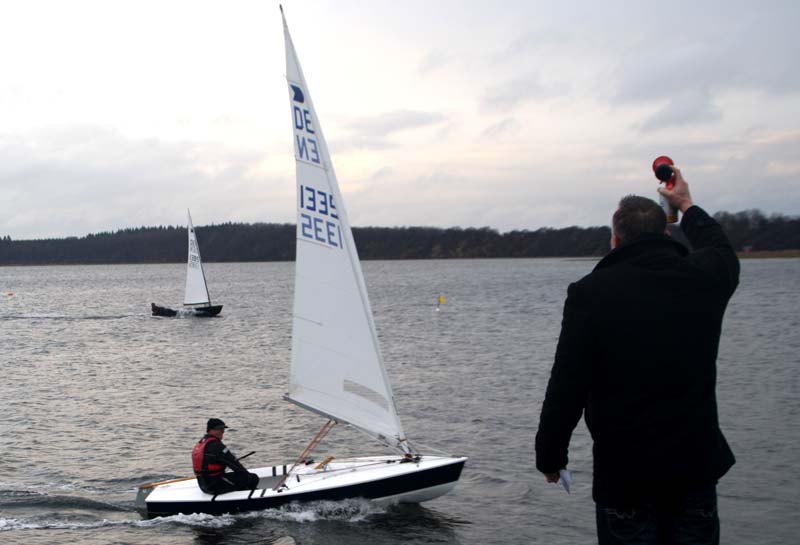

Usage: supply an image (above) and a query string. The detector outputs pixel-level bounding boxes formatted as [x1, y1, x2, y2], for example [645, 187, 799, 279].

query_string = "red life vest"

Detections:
[192, 436, 225, 477]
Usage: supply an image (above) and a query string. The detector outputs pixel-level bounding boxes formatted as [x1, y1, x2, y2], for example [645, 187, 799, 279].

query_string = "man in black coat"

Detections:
[535, 166, 738, 545]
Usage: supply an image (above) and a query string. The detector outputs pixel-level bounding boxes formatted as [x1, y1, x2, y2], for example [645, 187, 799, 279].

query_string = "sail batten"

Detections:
[283, 12, 406, 450]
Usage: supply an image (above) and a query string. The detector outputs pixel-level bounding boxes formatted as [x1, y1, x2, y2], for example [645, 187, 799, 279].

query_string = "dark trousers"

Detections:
[204, 471, 259, 495]
[596, 485, 719, 545]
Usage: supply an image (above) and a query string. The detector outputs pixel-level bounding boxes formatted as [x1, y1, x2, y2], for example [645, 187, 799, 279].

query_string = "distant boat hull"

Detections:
[152, 303, 223, 317]
[189, 304, 223, 317]
[137, 455, 465, 518]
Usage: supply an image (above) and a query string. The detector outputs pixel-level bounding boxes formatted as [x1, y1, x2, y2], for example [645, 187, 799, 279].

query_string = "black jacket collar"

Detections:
[594, 233, 688, 271]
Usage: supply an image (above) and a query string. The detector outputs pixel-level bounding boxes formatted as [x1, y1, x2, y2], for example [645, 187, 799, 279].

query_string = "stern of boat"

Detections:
[135, 485, 154, 515]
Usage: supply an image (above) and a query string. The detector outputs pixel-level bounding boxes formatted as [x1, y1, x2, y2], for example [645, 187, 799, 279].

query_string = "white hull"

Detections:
[137, 455, 466, 518]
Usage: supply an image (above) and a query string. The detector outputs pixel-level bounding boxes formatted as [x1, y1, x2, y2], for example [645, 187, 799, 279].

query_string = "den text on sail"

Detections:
[291, 83, 343, 250]
[291, 84, 320, 166]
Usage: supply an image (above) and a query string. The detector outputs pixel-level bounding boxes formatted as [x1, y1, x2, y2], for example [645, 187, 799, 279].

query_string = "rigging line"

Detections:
[284, 460, 395, 486]
[404, 440, 452, 457]
[273, 419, 336, 491]
[347, 420, 407, 455]
[197, 239, 212, 305]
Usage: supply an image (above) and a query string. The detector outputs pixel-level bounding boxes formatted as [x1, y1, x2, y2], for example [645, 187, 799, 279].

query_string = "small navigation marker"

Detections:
[436, 294, 446, 311]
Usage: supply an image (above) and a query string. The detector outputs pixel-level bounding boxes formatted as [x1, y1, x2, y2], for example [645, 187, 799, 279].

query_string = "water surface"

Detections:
[1, 258, 798, 544]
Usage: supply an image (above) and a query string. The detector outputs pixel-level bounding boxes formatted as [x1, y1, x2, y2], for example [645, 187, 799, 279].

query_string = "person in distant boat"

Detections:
[192, 418, 259, 495]
[535, 166, 739, 545]
[151, 303, 177, 317]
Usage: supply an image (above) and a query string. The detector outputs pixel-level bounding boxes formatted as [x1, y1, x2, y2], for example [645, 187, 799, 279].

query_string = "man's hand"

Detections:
[657, 165, 694, 213]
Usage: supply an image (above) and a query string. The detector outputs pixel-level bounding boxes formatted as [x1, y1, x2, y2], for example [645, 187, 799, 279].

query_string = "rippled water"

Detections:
[1, 258, 798, 544]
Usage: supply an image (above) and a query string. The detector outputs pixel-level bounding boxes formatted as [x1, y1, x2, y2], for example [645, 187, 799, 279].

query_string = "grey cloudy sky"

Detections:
[1, 0, 798, 239]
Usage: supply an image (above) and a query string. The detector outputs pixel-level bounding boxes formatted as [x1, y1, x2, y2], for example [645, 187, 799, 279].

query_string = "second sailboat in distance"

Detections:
[151, 209, 223, 318]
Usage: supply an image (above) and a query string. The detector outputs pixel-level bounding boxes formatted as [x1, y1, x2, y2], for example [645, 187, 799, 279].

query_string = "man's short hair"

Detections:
[612, 195, 666, 243]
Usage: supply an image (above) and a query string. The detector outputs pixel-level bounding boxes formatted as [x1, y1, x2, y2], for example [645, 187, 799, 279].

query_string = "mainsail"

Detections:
[183, 210, 211, 307]
[282, 11, 407, 452]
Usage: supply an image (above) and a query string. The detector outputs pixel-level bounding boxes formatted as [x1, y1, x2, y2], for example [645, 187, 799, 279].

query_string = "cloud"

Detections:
[749, 128, 800, 145]
[481, 118, 520, 140]
[481, 72, 567, 112]
[417, 49, 453, 76]
[2, 1, 799, 239]
[337, 110, 447, 150]
[0, 126, 287, 239]
[608, 5, 800, 110]
[640, 89, 722, 131]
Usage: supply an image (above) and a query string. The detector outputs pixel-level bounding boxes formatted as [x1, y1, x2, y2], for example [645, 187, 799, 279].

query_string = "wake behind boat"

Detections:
[151, 210, 223, 318]
[136, 8, 465, 518]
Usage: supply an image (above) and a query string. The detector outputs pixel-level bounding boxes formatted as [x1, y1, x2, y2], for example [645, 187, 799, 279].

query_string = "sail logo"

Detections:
[299, 184, 342, 249]
[189, 254, 200, 269]
[290, 84, 305, 103]
[290, 84, 321, 166]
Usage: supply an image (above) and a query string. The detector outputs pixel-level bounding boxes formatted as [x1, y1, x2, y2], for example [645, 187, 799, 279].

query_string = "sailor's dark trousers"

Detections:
[203, 471, 259, 495]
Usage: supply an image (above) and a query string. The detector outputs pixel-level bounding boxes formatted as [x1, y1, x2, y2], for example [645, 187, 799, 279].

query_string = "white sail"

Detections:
[184, 210, 211, 307]
[282, 13, 407, 451]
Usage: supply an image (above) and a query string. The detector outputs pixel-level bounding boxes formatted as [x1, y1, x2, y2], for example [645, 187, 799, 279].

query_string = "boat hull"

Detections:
[137, 455, 465, 518]
[191, 304, 223, 317]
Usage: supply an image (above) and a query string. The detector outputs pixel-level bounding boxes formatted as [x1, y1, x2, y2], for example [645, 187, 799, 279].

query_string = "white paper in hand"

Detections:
[559, 469, 572, 494]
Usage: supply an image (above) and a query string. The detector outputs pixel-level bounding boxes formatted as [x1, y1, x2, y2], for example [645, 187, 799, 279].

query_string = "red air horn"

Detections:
[653, 155, 678, 223]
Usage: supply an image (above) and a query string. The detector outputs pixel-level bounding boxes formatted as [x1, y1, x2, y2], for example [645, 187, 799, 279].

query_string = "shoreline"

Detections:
[1, 252, 799, 267]
[737, 250, 800, 259]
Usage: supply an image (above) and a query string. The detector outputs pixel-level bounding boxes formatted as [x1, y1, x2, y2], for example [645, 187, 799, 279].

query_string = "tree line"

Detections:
[0, 209, 797, 266]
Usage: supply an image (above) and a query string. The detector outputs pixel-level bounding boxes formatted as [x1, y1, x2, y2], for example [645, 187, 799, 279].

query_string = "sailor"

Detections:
[192, 418, 259, 495]
[151, 303, 177, 317]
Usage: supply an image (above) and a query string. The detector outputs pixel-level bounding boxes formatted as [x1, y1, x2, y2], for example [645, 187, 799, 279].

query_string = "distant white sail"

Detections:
[283, 15, 406, 450]
[184, 210, 211, 307]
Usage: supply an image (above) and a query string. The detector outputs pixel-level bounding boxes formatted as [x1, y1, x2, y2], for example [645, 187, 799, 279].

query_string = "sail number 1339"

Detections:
[299, 184, 343, 249]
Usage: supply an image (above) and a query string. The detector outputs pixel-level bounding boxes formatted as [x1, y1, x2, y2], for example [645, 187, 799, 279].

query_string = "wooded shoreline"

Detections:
[1, 209, 797, 266]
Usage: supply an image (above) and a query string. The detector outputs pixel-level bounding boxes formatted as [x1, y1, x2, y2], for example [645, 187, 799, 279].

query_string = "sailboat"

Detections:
[135, 8, 465, 518]
[181, 210, 223, 316]
[151, 210, 223, 318]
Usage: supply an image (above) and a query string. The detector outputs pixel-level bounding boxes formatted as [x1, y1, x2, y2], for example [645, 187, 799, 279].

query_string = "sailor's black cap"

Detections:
[206, 418, 229, 431]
